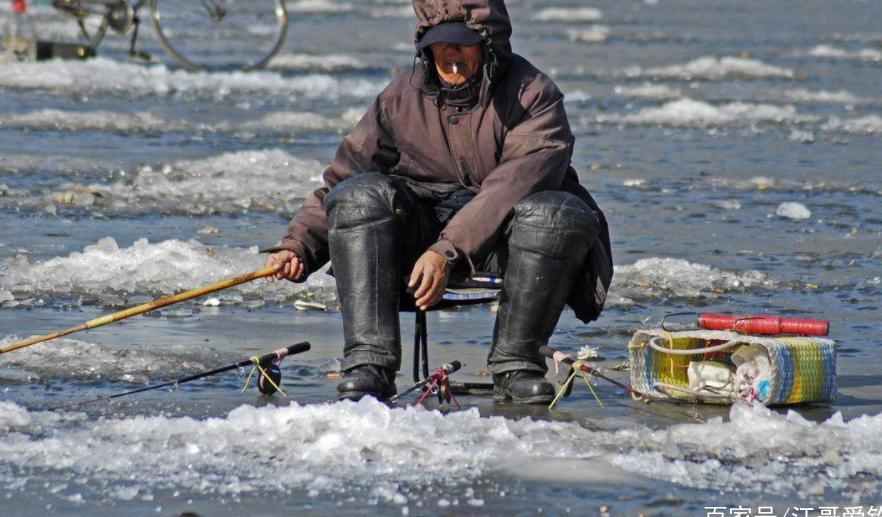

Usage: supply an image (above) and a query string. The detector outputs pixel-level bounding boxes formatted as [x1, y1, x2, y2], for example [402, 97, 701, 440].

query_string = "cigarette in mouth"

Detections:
[452, 63, 459, 75]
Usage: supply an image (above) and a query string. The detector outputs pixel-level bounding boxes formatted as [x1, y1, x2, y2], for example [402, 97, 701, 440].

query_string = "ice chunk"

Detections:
[1, 399, 881, 502]
[534, 7, 603, 22]
[0, 335, 230, 383]
[776, 202, 811, 220]
[784, 88, 864, 105]
[0, 109, 175, 133]
[0, 237, 336, 307]
[0, 58, 382, 101]
[597, 98, 807, 127]
[0, 289, 14, 303]
[566, 25, 610, 43]
[822, 115, 882, 134]
[613, 84, 682, 100]
[807, 45, 882, 61]
[267, 53, 366, 71]
[0, 401, 32, 431]
[713, 199, 742, 210]
[611, 257, 768, 300]
[625, 56, 794, 80]
[286, 0, 352, 12]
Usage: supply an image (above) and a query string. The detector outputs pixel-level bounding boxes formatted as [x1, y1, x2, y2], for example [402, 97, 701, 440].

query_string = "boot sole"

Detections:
[337, 390, 396, 402]
[493, 387, 554, 405]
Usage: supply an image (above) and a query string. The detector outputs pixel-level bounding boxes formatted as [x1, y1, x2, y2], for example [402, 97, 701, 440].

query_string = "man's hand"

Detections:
[266, 250, 305, 283]
[408, 250, 450, 311]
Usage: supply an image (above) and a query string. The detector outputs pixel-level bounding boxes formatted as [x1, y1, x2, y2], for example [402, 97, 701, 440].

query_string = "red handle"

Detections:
[698, 314, 829, 336]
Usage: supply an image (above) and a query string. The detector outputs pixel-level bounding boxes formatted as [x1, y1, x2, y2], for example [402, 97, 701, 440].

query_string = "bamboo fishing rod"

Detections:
[0, 265, 280, 355]
[50, 341, 311, 411]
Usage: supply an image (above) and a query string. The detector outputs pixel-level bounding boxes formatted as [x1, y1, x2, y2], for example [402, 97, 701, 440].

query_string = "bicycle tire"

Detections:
[149, 0, 287, 71]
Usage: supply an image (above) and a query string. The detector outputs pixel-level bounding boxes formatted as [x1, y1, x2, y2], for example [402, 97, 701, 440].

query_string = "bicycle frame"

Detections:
[49, 0, 148, 58]
[21, 0, 289, 70]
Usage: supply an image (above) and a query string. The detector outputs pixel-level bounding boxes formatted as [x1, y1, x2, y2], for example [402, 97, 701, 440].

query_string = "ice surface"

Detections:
[822, 115, 882, 134]
[268, 53, 367, 71]
[0, 109, 178, 133]
[613, 84, 682, 100]
[807, 45, 882, 61]
[611, 404, 882, 495]
[22, 149, 326, 216]
[784, 88, 865, 104]
[1, 108, 354, 136]
[713, 200, 742, 210]
[776, 202, 812, 220]
[534, 7, 603, 22]
[0, 237, 335, 306]
[597, 98, 807, 127]
[611, 257, 769, 301]
[0, 336, 229, 384]
[286, 0, 353, 12]
[0, 238, 774, 308]
[220, 111, 352, 134]
[566, 26, 610, 43]
[0, 58, 383, 100]
[626, 56, 794, 80]
[371, 5, 417, 18]
[0, 401, 879, 503]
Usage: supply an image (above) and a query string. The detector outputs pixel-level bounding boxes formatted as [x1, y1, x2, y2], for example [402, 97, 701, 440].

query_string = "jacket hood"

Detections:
[412, 0, 512, 69]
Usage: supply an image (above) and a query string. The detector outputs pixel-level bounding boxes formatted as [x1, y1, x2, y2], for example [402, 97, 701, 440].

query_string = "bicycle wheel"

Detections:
[150, 0, 287, 71]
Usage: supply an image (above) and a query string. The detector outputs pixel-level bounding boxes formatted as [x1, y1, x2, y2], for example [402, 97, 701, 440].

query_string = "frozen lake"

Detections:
[1, 0, 881, 515]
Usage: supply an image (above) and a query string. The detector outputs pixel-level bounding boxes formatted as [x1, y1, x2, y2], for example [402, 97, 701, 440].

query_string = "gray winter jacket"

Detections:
[273, 0, 613, 322]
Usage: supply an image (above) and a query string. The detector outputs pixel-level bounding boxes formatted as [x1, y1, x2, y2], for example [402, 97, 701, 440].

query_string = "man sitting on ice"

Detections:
[266, 0, 613, 404]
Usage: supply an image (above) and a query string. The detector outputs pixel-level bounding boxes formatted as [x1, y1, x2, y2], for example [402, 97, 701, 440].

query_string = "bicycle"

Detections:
[41, 0, 288, 71]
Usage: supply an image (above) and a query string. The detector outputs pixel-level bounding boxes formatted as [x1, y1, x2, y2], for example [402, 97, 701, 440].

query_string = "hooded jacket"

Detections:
[273, 0, 613, 322]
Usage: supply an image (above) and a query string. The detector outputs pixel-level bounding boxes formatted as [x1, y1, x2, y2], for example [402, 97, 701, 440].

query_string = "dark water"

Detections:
[1, 0, 881, 515]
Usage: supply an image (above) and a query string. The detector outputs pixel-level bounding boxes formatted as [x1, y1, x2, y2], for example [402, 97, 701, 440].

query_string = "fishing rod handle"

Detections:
[538, 346, 573, 364]
[441, 360, 462, 374]
[262, 341, 311, 364]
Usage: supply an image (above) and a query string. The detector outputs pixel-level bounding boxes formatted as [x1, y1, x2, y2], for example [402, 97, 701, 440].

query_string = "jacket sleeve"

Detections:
[268, 97, 399, 278]
[430, 80, 574, 271]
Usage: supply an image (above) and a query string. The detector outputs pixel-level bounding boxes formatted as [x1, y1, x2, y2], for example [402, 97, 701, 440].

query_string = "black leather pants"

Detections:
[325, 173, 439, 371]
[484, 191, 599, 374]
[325, 174, 599, 374]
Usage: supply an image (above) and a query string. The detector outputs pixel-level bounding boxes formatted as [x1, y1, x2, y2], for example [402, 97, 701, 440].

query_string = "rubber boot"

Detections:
[325, 174, 403, 400]
[489, 192, 599, 404]
[336, 365, 397, 401]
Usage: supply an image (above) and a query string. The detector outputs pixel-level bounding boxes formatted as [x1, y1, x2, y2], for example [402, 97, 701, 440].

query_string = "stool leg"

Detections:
[419, 310, 429, 380]
[412, 311, 422, 383]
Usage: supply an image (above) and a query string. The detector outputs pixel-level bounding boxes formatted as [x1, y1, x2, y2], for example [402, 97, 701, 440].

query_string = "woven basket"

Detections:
[628, 329, 836, 406]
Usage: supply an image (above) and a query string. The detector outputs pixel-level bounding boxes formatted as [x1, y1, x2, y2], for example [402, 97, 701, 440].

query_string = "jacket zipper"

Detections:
[446, 105, 469, 189]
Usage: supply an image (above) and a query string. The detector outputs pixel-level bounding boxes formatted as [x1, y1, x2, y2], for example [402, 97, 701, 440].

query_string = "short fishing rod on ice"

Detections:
[390, 360, 462, 407]
[0, 265, 281, 355]
[50, 341, 311, 411]
[539, 346, 640, 397]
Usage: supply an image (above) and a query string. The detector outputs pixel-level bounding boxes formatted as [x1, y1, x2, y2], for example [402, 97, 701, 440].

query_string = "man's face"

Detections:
[429, 43, 483, 85]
